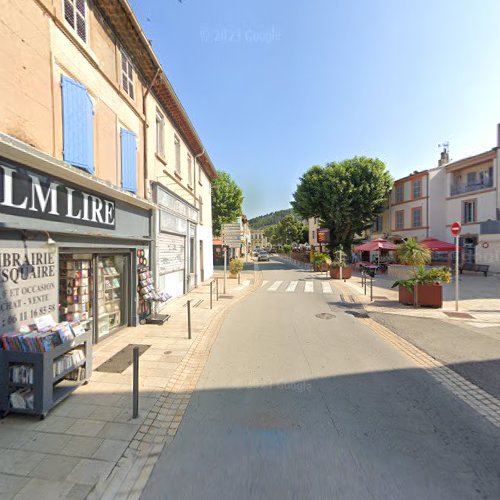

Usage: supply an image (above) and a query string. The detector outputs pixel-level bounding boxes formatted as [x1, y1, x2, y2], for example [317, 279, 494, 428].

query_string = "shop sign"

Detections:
[0, 161, 116, 229]
[0, 241, 58, 334]
[317, 228, 330, 244]
[156, 187, 198, 222]
[160, 210, 188, 235]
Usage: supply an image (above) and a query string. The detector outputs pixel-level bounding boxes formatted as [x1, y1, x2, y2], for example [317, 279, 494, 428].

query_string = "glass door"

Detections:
[96, 255, 127, 340]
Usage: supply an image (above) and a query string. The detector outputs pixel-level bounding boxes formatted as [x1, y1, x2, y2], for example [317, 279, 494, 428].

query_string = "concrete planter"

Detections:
[398, 284, 443, 308]
[329, 266, 352, 279]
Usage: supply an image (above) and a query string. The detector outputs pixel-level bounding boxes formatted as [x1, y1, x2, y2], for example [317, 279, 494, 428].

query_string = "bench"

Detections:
[460, 263, 490, 277]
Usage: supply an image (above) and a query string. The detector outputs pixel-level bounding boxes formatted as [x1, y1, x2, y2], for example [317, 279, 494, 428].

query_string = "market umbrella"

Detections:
[421, 238, 459, 252]
[355, 239, 398, 252]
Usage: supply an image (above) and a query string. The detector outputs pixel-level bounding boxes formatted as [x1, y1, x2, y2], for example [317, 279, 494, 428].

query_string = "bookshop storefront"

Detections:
[0, 155, 153, 344]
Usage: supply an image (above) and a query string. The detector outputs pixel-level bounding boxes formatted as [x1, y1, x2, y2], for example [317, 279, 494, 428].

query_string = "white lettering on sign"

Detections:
[0, 162, 116, 228]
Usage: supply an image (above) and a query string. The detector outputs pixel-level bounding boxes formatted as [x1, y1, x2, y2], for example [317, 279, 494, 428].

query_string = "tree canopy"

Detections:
[263, 215, 307, 246]
[248, 209, 294, 229]
[211, 171, 244, 236]
[292, 157, 392, 253]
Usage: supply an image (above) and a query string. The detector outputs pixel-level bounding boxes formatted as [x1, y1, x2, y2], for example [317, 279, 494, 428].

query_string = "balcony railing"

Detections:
[450, 179, 493, 196]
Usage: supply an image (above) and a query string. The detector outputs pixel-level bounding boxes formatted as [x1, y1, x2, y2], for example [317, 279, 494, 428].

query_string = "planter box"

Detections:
[398, 284, 442, 308]
[329, 266, 352, 279]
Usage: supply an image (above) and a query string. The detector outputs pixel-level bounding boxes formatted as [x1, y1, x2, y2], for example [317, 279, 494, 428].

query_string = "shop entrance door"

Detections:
[96, 255, 128, 341]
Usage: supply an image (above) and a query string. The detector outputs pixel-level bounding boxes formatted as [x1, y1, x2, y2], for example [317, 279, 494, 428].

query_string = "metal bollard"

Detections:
[132, 346, 139, 419]
[187, 300, 192, 339]
[370, 276, 373, 301]
[364, 274, 367, 295]
[238, 273, 241, 285]
[210, 281, 213, 309]
[216, 278, 219, 301]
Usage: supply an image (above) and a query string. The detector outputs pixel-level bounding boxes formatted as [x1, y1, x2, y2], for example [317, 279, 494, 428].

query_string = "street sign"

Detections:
[451, 222, 461, 236]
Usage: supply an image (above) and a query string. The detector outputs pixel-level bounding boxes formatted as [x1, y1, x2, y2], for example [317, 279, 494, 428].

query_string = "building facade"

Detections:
[0, 0, 215, 341]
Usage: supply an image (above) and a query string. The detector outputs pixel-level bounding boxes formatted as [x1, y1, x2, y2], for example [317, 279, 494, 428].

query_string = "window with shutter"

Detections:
[120, 128, 137, 193]
[61, 75, 94, 173]
[64, 0, 87, 42]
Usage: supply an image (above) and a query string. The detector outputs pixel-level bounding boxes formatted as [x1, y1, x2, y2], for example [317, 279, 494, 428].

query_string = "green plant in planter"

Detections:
[282, 244, 292, 254]
[229, 258, 243, 275]
[396, 237, 431, 266]
[312, 252, 330, 268]
[391, 265, 451, 292]
[330, 249, 347, 268]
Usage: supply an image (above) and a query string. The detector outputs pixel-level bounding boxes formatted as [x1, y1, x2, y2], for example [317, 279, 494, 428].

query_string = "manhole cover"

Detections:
[164, 351, 172, 355]
[315, 313, 335, 320]
[345, 310, 369, 319]
[96, 344, 151, 373]
[219, 295, 234, 299]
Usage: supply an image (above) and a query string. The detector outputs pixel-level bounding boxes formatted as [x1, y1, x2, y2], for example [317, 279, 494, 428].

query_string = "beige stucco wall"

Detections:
[308, 217, 319, 246]
[476, 234, 500, 272]
[0, 0, 53, 153]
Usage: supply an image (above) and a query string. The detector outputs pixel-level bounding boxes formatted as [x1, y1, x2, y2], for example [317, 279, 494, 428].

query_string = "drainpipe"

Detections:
[426, 174, 430, 238]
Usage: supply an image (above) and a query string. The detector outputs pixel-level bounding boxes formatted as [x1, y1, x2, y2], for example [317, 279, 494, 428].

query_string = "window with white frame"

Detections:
[155, 110, 165, 158]
[174, 135, 181, 174]
[395, 184, 404, 203]
[412, 179, 421, 199]
[395, 210, 404, 230]
[198, 163, 203, 185]
[121, 50, 134, 99]
[187, 153, 193, 186]
[199, 196, 203, 224]
[463, 200, 476, 223]
[64, 0, 87, 42]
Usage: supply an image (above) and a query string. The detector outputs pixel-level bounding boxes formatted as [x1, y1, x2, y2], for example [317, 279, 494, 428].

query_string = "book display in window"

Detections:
[0, 317, 92, 419]
[97, 258, 123, 336]
[59, 256, 93, 335]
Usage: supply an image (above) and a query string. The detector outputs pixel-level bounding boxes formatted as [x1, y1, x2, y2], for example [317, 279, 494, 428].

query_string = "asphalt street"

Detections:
[142, 257, 500, 500]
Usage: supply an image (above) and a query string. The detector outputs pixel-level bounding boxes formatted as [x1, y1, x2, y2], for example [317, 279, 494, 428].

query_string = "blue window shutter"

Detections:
[121, 128, 137, 193]
[61, 75, 94, 173]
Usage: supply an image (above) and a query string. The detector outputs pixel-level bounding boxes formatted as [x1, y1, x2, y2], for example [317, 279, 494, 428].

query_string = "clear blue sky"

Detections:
[129, 0, 500, 219]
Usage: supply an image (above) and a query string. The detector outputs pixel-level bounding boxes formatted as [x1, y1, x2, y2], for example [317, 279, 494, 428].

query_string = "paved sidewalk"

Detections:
[0, 270, 256, 500]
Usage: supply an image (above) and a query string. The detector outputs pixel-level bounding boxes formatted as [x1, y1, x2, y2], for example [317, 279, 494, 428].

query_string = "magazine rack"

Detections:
[0, 331, 92, 419]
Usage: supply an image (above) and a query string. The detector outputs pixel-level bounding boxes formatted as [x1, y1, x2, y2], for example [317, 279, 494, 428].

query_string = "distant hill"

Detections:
[248, 209, 295, 229]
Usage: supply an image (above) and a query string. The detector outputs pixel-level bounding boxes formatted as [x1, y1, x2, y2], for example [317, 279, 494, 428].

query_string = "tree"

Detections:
[395, 237, 431, 266]
[211, 171, 244, 236]
[263, 216, 307, 246]
[292, 157, 392, 255]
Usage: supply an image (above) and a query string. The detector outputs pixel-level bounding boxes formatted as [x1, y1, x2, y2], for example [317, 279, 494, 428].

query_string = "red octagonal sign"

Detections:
[451, 222, 461, 236]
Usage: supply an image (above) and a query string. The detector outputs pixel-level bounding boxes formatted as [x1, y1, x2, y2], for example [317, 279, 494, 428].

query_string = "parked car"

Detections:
[258, 252, 270, 262]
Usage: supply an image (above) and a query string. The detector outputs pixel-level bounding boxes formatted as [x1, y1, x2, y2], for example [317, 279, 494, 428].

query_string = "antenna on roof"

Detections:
[438, 142, 450, 166]
[438, 141, 449, 153]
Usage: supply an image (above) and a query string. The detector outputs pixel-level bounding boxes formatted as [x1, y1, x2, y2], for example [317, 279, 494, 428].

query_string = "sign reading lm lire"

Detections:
[0, 161, 116, 229]
[0, 242, 59, 334]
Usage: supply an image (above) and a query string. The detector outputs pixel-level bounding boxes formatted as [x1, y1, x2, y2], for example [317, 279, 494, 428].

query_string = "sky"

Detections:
[129, 0, 500, 219]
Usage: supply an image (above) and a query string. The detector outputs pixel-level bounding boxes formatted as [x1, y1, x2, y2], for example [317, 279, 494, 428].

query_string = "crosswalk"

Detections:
[260, 279, 340, 295]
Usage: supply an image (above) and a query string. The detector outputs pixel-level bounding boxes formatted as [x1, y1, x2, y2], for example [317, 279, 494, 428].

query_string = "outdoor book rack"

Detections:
[0, 331, 92, 419]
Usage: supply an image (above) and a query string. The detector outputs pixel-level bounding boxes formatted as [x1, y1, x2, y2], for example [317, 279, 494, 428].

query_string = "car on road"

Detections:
[258, 252, 270, 262]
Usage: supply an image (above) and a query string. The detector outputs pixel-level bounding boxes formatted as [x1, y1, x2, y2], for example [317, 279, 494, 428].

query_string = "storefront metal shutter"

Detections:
[61, 75, 94, 173]
[158, 233, 185, 275]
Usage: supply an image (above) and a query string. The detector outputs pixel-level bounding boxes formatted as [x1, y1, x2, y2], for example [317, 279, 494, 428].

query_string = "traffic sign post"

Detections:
[451, 222, 461, 312]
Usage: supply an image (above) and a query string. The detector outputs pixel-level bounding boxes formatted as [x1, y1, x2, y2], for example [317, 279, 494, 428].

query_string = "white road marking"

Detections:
[304, 281, 314, 293]
[268, 280, 283, 292]
[242, 280, 251, 287]
[322, 282, 333, 294]
[261, 280, 269, 287]
[286, 281, 298, 292]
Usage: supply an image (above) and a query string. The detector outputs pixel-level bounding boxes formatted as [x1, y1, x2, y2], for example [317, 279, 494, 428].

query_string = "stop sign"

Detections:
[451, 222, 461, 236]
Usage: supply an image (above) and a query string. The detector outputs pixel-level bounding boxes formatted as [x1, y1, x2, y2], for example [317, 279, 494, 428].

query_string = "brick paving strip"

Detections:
[92, 269, 263, 500]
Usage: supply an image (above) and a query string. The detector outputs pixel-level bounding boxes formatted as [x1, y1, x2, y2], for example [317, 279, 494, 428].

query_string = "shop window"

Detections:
[61, 75, 94, 173]
[64, 0, 87, 43]
[120, 128, 137, 193]
[121, 50, 135, 99]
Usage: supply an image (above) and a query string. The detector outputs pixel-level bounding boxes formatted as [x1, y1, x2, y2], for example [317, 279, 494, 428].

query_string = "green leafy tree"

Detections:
[395, 237, 431, 266]
[275, 215, 307, 245]
[292, 157, 392, 255]
[211, 171, 244, 236]
[263, 225, 279, 246]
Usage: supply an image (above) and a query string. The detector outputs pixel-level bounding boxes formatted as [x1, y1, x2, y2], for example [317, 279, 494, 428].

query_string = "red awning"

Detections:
[355, 239, 398, 252]
[421, 238, 458, 252]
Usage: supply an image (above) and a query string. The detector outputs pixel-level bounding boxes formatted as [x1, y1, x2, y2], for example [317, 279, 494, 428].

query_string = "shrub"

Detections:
[229, 258, 243, 275]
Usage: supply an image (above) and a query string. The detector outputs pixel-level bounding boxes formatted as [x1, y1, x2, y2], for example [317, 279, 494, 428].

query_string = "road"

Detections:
[142, 257, 500, 500]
